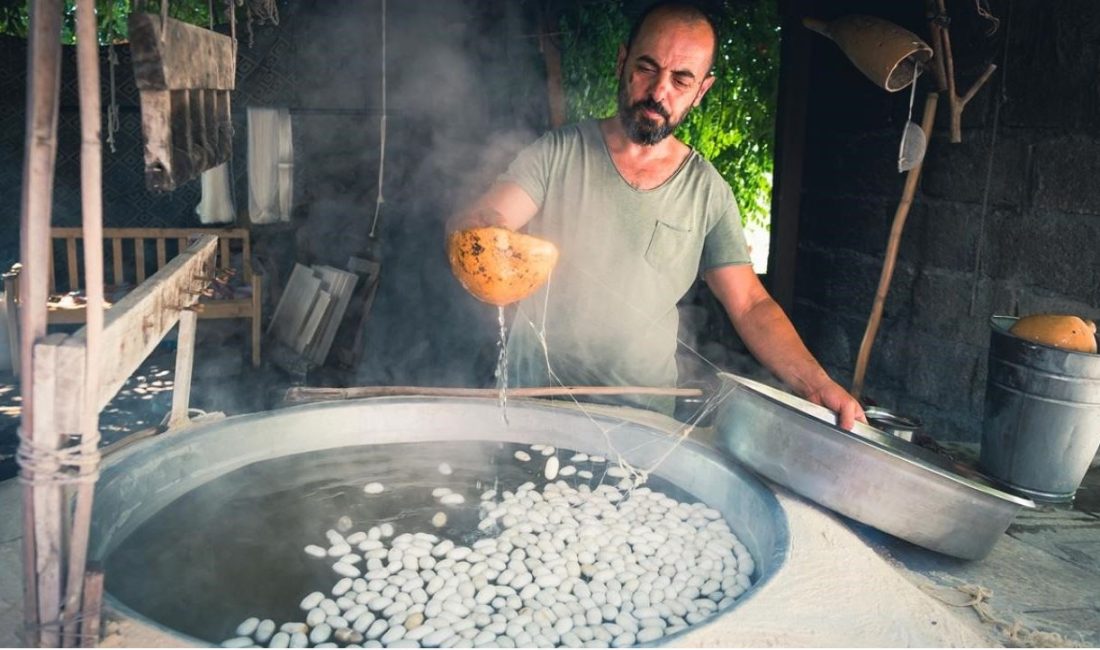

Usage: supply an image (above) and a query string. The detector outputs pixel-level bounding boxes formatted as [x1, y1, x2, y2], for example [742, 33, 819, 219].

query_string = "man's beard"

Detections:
[617, 76, 689, 146]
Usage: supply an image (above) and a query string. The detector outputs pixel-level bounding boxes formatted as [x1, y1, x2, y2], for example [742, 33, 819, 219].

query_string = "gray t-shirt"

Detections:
[499, 119, 751, 413]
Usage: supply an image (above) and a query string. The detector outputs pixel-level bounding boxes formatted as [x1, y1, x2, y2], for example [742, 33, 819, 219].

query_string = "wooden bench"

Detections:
[4, 227, 262, 370]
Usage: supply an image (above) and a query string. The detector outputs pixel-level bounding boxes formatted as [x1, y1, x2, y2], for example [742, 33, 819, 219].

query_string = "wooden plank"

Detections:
[168, 309, 197, 428]
[79, 566, 104, 647]
[308, 266, 358, 365]
[250, 272, 261, 367]
[765, 0, 814, 312]
[111, 238, 123, 286]
[178, 237, 189, 257]
[331, 257, 382, 369]
[137, 89, 172, 192]
[48, 241, 55, 295]
[169, 89, 196, 188]
[134, 238, 145, 284]
[267, 263, 321, 345]
[242, 229, 252, 279]
[64, 4, 108, 639]
[296, 290, 331, 354]
[155, 237, 167, 269]
[19, 3, 66, 639]
[66, 236, 79, 291]
[53, 226, 250, 240]
[3, 271, 20, 377]
[128, 13, 236, 91]
[52, 235, 218, 433]
[30, 333, 67, 648]
[219, 235, 230, 270]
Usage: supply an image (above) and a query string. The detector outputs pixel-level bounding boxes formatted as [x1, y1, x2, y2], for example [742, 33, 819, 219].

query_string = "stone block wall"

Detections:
[793, 0, 1100, 441]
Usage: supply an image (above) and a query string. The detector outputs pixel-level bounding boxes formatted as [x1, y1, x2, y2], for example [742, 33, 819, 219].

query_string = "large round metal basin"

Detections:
[89, 397, 789, 646]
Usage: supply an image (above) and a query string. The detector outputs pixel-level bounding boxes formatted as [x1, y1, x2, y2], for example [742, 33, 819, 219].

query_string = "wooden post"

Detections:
[62, 0, 106, 645]
[78, 566, 103, 648]
[28, 334, 67, 648]
[168, 309, 197, 428]
[538, 10, 566, 129]
[19, 0, 65, 644]
[927, 0, 997, 143]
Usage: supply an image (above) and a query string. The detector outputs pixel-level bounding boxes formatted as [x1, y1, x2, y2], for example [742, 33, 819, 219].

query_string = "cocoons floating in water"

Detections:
[225, 444, 755, 648]
[446, 227, 559, 306]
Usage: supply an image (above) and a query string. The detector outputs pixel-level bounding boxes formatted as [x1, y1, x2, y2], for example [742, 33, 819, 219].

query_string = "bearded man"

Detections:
[450, 1, 864, 428]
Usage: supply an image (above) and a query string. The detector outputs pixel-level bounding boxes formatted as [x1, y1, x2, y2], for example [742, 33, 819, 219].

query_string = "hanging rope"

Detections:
[369, 0, 387, 238]
[102, 1, 121, 154]
[968, 0, 1011, 315]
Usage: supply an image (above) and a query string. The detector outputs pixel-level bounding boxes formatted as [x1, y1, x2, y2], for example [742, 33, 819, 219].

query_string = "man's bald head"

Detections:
[625, 1, 719, 74]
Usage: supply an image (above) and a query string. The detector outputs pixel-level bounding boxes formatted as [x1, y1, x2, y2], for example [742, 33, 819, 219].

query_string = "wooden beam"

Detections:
[167, 309, 196, 428]
[78, 566, 103, 648]
[52, 236, 218, 433]
[20, 0, 65, 643]
[53, 226, 250, 240]
[134, 238, 145, 284]
[65, 237, 79, 292]
[128, 13, 236, 91]
[63, 1, 106, 643]
[30, 333, 67, 648]
[766, 0, 813, 312]
[111, 239, 123, 286]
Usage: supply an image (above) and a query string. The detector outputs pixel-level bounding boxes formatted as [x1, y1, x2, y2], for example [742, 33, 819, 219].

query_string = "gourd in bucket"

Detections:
[1009, 314, 1097, 354]
[447, 227, 559, 306]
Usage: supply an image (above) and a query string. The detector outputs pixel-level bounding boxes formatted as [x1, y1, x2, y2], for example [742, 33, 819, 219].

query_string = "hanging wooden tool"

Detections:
[848, 1, 998, 399]
[129, 6, 236, 192]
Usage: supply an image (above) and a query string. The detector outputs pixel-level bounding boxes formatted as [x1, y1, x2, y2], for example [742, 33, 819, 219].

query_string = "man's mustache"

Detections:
[630, 97, 670, 120]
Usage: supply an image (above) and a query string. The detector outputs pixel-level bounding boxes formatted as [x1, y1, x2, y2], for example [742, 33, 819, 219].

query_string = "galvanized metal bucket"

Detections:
[981, 315, 1100, 503]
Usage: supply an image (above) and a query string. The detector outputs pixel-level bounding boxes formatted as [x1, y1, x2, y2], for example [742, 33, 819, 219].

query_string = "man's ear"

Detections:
[693, 74, 717, 107]
[616, 44, 627, 78]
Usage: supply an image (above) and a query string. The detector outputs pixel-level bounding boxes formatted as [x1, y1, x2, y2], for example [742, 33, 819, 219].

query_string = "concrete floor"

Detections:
[0, 328, 1098, 646]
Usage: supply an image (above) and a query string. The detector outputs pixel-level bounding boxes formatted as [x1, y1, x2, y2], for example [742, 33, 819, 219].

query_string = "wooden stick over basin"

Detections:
[283, 385, 704, 405]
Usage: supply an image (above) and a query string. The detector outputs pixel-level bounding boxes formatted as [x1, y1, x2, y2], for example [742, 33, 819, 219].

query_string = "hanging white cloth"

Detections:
[195, 162, 236, 224]
[248, 107, 294, 224]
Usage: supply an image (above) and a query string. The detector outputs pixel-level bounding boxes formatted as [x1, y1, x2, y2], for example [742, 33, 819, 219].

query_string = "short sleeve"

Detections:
[497, 131, 556, 208]
[701, 183, 752, 269]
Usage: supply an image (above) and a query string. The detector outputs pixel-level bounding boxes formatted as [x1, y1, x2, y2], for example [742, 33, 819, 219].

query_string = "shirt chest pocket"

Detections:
[644, 219, 695, 271]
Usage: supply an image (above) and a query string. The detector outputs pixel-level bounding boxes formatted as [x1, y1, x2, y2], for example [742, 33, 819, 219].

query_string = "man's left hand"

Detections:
[804, 380, 866, 431]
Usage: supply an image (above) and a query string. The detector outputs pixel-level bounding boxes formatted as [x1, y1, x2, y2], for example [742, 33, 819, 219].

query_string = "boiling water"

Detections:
[104, 441, 698, 643]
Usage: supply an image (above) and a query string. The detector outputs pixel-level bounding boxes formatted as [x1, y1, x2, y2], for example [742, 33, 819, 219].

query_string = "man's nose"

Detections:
[647, 72, 674, 107]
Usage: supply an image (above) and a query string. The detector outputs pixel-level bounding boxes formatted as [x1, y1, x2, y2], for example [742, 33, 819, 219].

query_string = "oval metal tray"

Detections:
[714, 373, 1033, 560]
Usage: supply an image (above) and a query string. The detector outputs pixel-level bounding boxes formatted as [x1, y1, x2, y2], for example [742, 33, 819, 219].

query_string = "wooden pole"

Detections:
[283, 385, 705, 405]
[928, 0, 997, 143]
[78, 566, 104, 648]
[538, 11, 566, 129]
[168, 309, 197, 428]
[851, 92, 939, 400]
[19, 0, 65, 645]
[62, 0, 105, 645]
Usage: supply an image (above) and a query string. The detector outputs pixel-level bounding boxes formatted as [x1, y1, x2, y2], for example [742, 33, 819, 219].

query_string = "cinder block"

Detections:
[921, 131, 1027, 207]
[798, 194, 893, 258]
[897, 201, 985, 274]
[983, 209, 1100, 304]
[1032, 135, 1100, 214]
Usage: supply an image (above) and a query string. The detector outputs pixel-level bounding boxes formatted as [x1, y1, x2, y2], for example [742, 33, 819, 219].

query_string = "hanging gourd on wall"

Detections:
[129, 5, 236, 192]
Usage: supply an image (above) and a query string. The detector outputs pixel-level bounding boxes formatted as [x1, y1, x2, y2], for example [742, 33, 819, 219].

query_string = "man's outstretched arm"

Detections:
[704, 263, 866, 429]
[446, 181, 540, 234]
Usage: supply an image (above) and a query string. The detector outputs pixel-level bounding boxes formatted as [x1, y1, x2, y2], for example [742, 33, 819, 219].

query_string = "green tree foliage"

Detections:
[0, 0, 214, 44]
[558, 0, 779, 229]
